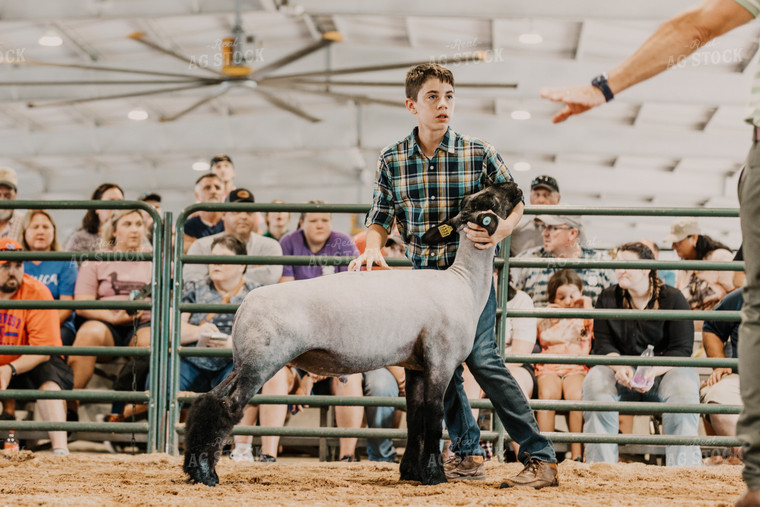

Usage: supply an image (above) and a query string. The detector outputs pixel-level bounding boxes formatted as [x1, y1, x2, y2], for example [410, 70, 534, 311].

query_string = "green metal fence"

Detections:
[0, 201, 163, 452]
[167, 202, 743, 460]
[0, 199, 742, 459]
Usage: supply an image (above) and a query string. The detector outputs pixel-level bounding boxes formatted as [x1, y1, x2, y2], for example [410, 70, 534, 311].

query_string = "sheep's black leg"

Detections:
[399, 368, 424, 482]
[420, 370, 448, 486]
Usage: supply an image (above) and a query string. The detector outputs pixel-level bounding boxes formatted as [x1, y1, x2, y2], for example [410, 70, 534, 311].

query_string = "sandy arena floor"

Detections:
[0, 451, 746, 507]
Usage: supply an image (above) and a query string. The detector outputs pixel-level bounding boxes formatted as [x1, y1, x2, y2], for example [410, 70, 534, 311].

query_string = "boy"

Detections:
[349, 63, 557, 488]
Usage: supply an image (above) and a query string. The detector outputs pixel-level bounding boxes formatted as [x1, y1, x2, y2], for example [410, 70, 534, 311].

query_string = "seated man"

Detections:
[701, 288, 742, 462]
[279, 204, 364, 462]
[183, 173, 225, 253]
[510, 214, 616, 306]
[0, 238, 72, 455]
[184, 188, 282, 286]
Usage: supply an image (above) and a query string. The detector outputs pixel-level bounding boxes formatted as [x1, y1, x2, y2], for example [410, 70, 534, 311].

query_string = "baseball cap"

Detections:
[534, 214, 582, 230]
[0, 237, 22, 264]
[139, 192, 161, 203]
[665, 218, 701, 244]
[225, 188, 255, 203]
[530, 175, 559, 193]
[0, 167, 18, 192]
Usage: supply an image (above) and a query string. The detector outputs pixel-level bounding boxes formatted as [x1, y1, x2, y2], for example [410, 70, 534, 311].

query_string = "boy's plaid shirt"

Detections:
[366, 127, 517, 268]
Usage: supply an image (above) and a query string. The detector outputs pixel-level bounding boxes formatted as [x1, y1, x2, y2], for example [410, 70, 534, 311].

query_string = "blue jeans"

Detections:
[179, 359, 234, 393]
[442, 282, 556, 463]
[582, 365, 702, 466]
[363, 368, 398, 462]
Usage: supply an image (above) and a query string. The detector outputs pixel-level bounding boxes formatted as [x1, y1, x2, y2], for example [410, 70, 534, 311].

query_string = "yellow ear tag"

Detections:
[438, 224, 453, 238]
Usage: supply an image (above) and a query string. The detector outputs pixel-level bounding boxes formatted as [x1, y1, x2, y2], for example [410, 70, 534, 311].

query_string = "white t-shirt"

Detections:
[504, 289, 537, 352]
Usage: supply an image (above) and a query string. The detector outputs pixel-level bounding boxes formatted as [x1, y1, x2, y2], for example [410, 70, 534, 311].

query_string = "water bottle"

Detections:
[631, 344, 655, 390]
[4, 430, 19, 453]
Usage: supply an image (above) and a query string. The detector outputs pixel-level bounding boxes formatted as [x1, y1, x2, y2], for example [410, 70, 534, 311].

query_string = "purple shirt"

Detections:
[279, 230, 359, 280]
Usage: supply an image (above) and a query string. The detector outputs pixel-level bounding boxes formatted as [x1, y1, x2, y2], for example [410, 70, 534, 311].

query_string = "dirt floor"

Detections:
[0, 451, 745, 506]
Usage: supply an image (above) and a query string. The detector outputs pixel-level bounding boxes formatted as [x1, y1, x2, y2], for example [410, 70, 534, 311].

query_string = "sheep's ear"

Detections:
[421, 218, 459, 244]
[477, 212, 499, 236]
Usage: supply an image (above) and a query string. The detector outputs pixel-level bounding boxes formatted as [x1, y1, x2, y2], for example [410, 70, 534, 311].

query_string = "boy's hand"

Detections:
[466, 206, 519, 250]
[348, 247, 389, 271]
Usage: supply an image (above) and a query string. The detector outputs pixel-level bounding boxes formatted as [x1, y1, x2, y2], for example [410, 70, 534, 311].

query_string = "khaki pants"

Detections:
[737, 139, 760, 488]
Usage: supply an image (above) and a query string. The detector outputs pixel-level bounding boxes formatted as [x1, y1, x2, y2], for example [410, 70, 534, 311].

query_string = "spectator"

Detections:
[184, 188, 282, 286]
[209, 155, 236, 195]
[639, 238, 676, 287]
[583, 242, 701, 466]
[511, 214, 616, 306]
[138, 192, 162, 244]
[280, 204, 364, 461]
[535, 269, 593, 462]
[701, 288, 742, 462]
[263, 200, 291, 241]
[67, 209, 152, 418]
[668, 218, 739, 311]
[0, 168, 23, 241]
[0, 238, 72, 455]
[65, 183, 124, 254]
[177, 235, 288, 463]
[183, 173, 225, 253]
[19, 210, 78, 346]
[510, 175, 561, 256]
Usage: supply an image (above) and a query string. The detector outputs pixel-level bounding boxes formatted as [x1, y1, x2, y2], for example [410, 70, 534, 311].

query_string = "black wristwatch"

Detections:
[591, 73, 614, 102]
[7, 363, 16, 377]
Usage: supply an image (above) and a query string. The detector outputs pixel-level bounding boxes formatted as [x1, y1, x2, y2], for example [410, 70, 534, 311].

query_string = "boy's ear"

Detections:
[405, 97, 416, 114]
[421, 219, 457, 244]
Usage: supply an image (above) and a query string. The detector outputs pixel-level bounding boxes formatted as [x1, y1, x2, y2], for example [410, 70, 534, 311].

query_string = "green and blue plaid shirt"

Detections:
[366, 127, 516, 268]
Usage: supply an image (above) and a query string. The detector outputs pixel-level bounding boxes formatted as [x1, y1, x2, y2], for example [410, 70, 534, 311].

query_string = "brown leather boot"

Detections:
[443, 454, 486, 481]
[735, 488, 760, 507]
[500, 458, 558, 489]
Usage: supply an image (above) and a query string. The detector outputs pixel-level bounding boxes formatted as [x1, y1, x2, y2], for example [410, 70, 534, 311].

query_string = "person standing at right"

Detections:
[539, 2, 759, 503]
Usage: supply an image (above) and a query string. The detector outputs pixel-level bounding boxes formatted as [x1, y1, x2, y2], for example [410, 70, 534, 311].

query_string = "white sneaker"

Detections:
[52, 448, 70, 456]
[230, 446, 254, 463]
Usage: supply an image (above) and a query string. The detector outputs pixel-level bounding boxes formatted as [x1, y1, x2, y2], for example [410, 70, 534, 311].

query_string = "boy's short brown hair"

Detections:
[405, 63, 455, 100]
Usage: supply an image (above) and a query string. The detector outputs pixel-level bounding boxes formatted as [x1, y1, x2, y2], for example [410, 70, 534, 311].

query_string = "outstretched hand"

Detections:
[539, 85, 607, 124]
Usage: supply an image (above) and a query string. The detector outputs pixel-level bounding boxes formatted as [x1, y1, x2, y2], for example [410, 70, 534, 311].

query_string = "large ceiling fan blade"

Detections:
[250, 31, 342, 81]
[16, 59, 217, 80]
[0, 79, 214, 86]
[286, 79, 518, 89]
[253, 88, 321, 123]
[128, 32, 227, 77]
[159, 86, 231, 122]
[27, 82, 218, 108]
[258, 52, 486, 82]
[261, 82, 401, 108]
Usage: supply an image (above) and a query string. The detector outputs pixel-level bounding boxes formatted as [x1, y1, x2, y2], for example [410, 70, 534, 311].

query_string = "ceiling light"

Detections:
[192, 161, 210, 172]
[519, 32, 543, 45]
[511, 110, 531, 121]
[127, 109, 149, 121]
[38, 32, 63, 47]
[513, 161, 531, 172]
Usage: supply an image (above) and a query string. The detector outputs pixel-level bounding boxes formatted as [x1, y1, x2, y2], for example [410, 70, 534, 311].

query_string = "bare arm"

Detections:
[74, 294, 135, 325]
[541, 0, 755, 123]
[58, 295, 73, 324]
[0, 355, 50, 389]
[703, 330, 734, 386]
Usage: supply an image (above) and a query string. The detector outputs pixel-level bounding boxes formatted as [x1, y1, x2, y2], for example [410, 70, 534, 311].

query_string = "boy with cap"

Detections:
[0, 167, 23, 240]
[0, 238, 72, 455]
[511, 214, 616, 306]
[349, 63, 558, 488]
[510, 175, 562, 256]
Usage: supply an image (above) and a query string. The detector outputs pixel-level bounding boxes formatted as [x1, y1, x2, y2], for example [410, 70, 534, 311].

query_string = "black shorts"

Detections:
[87, 320, 150, 347]
[8, 356, 73, 390]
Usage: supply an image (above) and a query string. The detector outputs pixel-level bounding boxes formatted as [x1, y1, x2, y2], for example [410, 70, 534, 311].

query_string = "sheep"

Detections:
[183, 181, 523, 487]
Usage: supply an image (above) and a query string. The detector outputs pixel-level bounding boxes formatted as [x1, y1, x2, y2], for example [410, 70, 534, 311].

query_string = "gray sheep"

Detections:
[183, 181, 523, 487]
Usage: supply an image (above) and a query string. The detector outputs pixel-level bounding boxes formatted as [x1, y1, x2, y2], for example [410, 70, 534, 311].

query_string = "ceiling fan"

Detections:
[5, 2, 517, 122]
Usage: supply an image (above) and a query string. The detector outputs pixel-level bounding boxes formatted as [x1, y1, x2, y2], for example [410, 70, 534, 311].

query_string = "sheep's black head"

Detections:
[421, 181, 523, 244]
